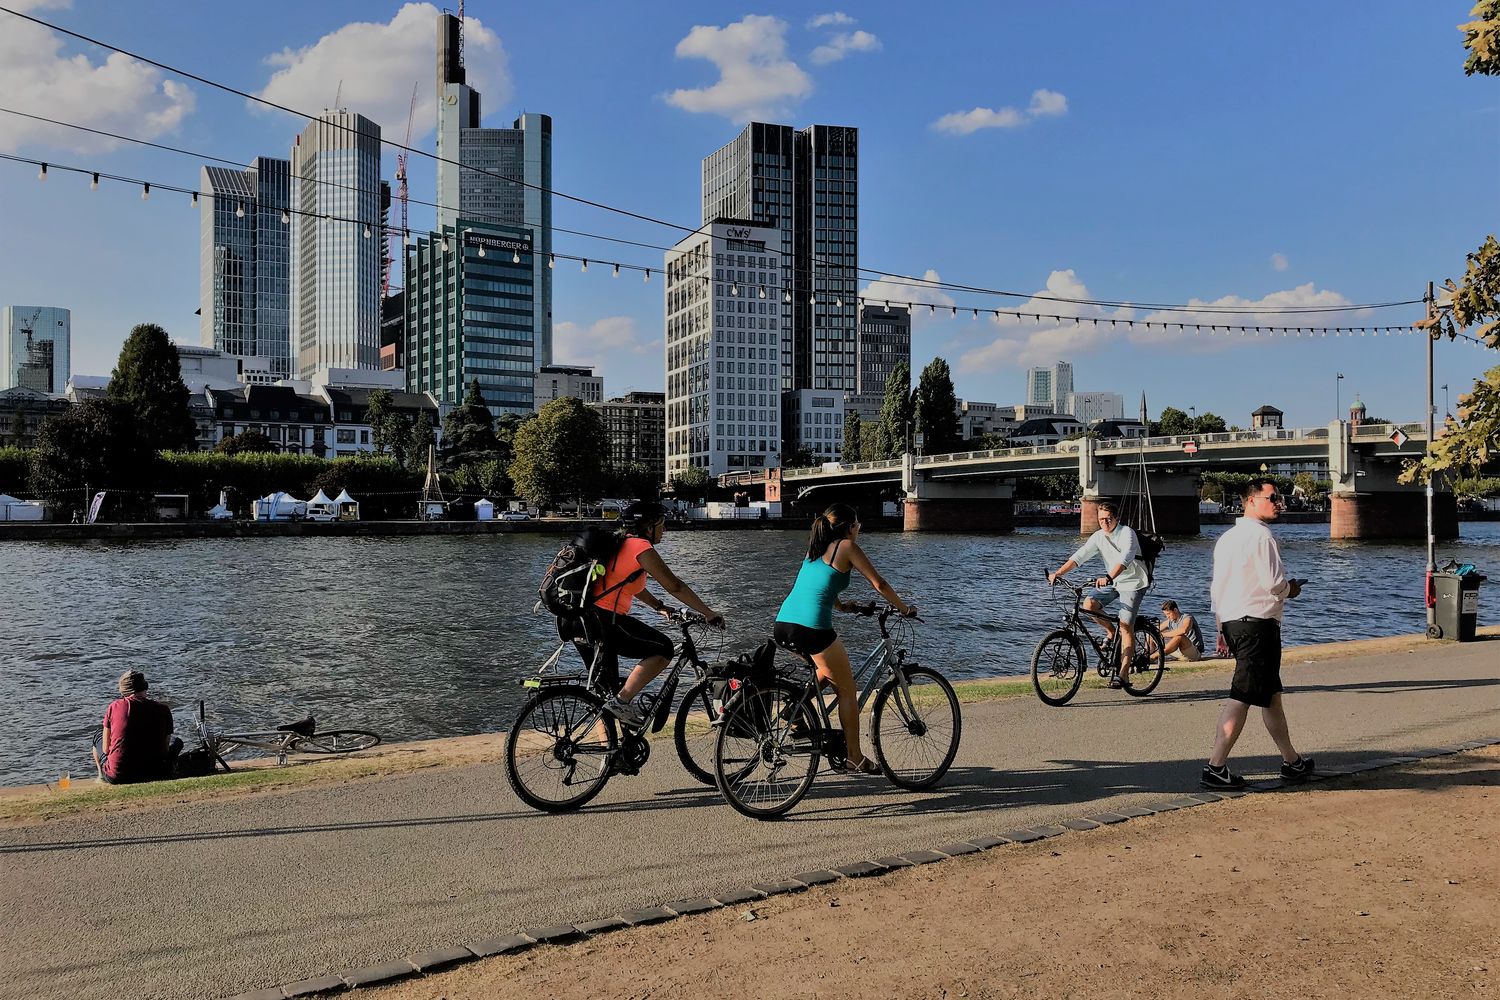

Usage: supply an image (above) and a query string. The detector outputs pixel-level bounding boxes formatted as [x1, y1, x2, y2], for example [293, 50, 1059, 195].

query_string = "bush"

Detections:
[0, 447, 29, 495]
[154, 452, 421, 519]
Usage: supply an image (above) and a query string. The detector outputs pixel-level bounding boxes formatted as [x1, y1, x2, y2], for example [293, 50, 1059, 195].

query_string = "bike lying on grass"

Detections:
[193, 701, 382, 768]
[1031, 575, 1166, 706]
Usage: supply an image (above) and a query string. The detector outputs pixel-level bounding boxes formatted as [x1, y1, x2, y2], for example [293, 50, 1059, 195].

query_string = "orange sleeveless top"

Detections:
[591, 537, 653, 613]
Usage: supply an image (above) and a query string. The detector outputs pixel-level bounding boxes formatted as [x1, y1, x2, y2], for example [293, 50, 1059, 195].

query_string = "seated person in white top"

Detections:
[1047, 500, 1149, 688]
[1159, 600, 1204, 661]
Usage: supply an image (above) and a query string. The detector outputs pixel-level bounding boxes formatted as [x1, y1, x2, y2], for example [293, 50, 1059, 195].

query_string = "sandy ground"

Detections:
[374, 747, 1499, 1000]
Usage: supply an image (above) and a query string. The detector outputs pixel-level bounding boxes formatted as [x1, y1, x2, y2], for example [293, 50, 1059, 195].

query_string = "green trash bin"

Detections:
[1431, 571, 1485, 641]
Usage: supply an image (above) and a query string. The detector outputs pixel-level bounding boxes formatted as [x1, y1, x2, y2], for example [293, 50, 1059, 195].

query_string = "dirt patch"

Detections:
[375, 747, 1500, 1000]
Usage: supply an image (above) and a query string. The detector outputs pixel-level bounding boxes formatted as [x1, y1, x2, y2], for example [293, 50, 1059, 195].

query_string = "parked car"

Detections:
[500, 510, 532, 521]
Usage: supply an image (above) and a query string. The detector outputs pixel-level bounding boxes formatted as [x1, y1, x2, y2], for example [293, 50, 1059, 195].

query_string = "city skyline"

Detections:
[1, 1, 1495, 428]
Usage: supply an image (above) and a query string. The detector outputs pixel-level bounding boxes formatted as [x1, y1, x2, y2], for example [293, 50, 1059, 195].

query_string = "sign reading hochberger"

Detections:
[462, 230, 533, 255]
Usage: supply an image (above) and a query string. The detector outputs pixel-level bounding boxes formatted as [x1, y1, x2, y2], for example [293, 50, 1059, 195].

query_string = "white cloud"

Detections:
[665, 15, 813, 122]
[860, 269, 956, 324]
[255, 3, 508, 140]
[810, 30, 882, 65]
[932, 88, 1069, 136]
[807, 12, 856, 29]
[0, 0, 196, 154]
[1271, 252, 1290, 272]
[554, 316, 654, 366]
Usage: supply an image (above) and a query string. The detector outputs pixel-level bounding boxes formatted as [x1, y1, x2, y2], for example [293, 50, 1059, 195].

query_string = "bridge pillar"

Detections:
[1330, 492, 1456, 540]
[1080, 492, 1200, 536]
[1081, 465, 1201, 536]
[902, 476, 1014, 533]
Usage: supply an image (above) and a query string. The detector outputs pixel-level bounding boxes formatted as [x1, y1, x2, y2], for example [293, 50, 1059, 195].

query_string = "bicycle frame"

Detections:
[797, 608, 921, 735]
[1053, 579, 1160, 676]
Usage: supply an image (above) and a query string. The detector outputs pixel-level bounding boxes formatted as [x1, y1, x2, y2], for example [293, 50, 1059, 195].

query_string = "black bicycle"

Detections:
[1031, 576, 1166, 706]
[505, 608, 727, 812]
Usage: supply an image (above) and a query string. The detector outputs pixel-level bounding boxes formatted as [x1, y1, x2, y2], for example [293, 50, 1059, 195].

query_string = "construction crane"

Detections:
[385, 82, 419, 300]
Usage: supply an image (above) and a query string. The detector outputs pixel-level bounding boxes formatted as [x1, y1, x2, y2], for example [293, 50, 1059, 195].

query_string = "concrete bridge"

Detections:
[759, 422, 1451, 539]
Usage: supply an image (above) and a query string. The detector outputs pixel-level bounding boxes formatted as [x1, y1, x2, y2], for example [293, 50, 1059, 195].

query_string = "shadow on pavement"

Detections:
[1064, 673, 1500, 709]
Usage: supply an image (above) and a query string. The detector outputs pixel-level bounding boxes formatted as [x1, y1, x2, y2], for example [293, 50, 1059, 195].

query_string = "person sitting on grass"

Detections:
[92, 671, 181, 784]
[1160, 600, 1205, 662]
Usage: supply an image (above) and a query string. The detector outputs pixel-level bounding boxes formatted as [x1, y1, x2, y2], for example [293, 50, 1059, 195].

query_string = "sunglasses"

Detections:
[1255, 492, 1285, 505]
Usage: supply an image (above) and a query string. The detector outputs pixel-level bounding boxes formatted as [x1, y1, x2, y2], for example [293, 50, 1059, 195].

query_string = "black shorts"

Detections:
[1223, 617, 1283, 708]
[773, 621, 838, 657]
[560, 611, 675, 689]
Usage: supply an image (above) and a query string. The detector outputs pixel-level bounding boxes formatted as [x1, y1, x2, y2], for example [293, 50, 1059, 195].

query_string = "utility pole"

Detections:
[1424, 281, 1437, 631]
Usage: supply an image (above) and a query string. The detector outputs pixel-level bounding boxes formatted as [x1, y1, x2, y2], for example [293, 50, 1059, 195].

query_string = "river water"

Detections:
[2, 523, 1497, 786]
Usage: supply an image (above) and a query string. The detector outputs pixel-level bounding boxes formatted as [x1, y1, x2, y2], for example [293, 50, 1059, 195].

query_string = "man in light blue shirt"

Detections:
[1048, 500, 1149, 688]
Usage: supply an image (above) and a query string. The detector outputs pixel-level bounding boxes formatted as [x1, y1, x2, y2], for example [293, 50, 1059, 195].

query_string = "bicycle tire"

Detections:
[872, 666, 962, 790]
[1031, 629, 1087, 706]
[714, 679, 821, 820]
[288, 730, 382, 754]
[1123, 622, 1167, 697]
[505, 686, 618, 813]
[673, 677, 722, 785]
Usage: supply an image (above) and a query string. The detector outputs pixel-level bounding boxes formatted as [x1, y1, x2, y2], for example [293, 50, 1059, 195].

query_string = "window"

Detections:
[337, 429, 356, 444]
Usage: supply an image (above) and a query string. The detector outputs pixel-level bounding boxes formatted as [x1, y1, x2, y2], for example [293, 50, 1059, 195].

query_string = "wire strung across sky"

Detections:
[0, 7, 1430, 317]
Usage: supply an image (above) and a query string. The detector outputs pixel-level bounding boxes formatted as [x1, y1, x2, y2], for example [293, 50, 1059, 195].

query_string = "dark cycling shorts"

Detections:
[773, 621, 838, 657]
[1223, 617, 1283, 708]
[560, 611, 674, 690]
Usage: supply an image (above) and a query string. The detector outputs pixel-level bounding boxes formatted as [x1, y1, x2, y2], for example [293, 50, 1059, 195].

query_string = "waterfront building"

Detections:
[857, 302, 910, 399]
[0, 386, 69, 449]
[843, 391, 882, 424]
[1089, 417, 1149, 439]
[702, 121, 859, 451]
[1251, 404, 1284, 429]
[1026, 361, 1074, 411]
[404, 220, 537, 414]
[1065, 390, 1125, 424]
[435, 11, 553, 368]
[664, 218, 782, 477]
[785, 388, 845, 462]
[956, 399, 1017, 442]
[534, 364, 603, 410]
[380, 292, 405, 372]
[204, 384, 333, 456]
[290, 111, 386, 378]
[593, 391, 666, 483]
[2, 306, 70, 394]
[1012, 403, 1058, 421]
[317, 383, 440, 459]
[1008, 415, 1085, 447]
[198, 158, 292, 378]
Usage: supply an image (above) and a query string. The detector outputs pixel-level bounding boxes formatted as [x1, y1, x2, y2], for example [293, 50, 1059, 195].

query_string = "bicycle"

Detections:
[505, 608, 729, 812]
[711, 602, 962, 820]
[193, 701, 382, 767]
[1030, 575, 1166, 706]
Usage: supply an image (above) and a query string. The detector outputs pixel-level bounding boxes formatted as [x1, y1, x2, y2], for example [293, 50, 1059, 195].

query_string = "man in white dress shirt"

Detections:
[1202, 478, 1315, 788]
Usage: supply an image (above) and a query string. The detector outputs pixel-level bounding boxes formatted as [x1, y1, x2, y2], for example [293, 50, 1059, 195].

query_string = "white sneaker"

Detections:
[603, 696, 645, 728]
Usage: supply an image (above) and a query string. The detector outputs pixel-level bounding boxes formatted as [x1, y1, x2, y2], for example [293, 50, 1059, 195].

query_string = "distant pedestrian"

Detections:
[1202, 478, 1314, 788]
[93, 671, 180, 784]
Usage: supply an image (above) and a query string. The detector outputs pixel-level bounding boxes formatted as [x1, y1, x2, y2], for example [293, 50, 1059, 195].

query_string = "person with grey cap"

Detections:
[93, 671, 179, 784]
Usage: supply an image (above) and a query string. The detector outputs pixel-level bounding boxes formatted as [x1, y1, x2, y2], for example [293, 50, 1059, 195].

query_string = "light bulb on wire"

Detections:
[38, 163, 47, 182]
[581, 259, 588, 273]
[612, 263, 620, 278]
[190, 191, 198, 206]
[547, 254, 555, 269]
[362, 224, 371, 239]
[235, 203, 245, 218]
[90, 172, 99, 191]
[141, 182, 150, 201]
[512, 249, 520, 264]
[281, 208, 290, 224]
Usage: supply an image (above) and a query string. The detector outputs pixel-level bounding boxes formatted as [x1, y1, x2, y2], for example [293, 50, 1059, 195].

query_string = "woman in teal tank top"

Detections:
[773, 503, 918, 775]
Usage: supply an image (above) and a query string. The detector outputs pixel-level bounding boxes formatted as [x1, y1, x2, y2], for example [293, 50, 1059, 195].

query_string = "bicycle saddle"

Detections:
[276, 717, 316, 736]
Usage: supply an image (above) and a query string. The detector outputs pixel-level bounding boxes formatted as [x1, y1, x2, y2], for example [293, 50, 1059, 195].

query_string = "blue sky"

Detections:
[1, 0, 1496, 427]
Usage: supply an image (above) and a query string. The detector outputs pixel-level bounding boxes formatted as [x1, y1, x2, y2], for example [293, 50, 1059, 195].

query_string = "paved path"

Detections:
[2, 641, 1497, 1000]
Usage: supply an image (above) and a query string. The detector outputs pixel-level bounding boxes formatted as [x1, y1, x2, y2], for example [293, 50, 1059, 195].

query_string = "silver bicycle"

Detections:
[194, 701, 381, 768]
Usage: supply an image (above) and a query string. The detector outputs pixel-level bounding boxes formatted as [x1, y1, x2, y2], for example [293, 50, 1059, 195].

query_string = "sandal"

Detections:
[844, 756, 881, 776]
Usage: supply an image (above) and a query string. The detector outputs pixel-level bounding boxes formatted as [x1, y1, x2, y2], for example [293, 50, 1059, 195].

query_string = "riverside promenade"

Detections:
[1, 633, 1496, 1000]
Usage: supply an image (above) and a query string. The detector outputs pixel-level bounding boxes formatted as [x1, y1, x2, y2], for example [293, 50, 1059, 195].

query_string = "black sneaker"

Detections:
[1280, 756, 1315, 782]
[1200, 763, 1246, 789]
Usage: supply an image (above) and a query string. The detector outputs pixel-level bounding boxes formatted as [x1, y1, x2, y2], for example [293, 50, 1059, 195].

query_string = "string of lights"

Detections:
[0, 12, 1428, 317]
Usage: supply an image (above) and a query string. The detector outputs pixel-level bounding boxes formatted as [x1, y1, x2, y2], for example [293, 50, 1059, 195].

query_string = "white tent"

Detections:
[206, 502, 233, 521]
[474, 498, 495, 521]
[333, 489, 360, 521]
[0, 493, 44, 521]
[306, 489, 336, 522]
[252, 492, 307, 521]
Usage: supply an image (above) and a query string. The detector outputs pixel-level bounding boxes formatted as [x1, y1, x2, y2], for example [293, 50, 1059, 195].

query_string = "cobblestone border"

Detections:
[228, 738, 1499, 999]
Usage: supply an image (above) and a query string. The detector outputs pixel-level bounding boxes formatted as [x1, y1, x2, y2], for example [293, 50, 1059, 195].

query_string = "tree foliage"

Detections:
[1460, 0, 1500, 76]
[842, 411, 863, 462]
[108, 323, 196, 453]
[28, 399, 157, 518]
[607, 460, 660, 500]
[509, 397, 608, 508]
[442, 379, 498, 458]
[669, 464, 711, 502]
[783, 446, 818, 469]
[876, 361, 912, 459]
[913, 357, 961, 455]
[1152, 406, 1228, 437]
[215, 430, 276, 455]
[0, 446, 32, 494]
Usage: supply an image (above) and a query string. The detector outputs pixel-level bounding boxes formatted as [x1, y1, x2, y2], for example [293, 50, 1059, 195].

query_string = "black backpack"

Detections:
[538, 526, 642, 620]
[1136, 530, 1165, 589]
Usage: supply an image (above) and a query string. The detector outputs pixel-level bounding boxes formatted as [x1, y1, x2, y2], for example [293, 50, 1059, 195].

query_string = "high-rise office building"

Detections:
[664, 219, 782, 477]
[594, 391, 667, 483]
[434, 12, 553, 368]
[856, 302, 911, 398]
[1, 306, 70, 394]
[1026, 361, 1074, 410]
[290, 111, 385, 378]
[702, 122, 858, 449]
[199, 158, 292, 378]
[1065, 390, 1124, 423]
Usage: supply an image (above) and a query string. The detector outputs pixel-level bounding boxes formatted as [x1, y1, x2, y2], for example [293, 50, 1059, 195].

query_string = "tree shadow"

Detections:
[1065, 673, 1500, 708]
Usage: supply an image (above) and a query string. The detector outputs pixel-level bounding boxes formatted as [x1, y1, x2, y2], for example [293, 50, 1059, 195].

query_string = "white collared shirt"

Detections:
[1068, 522, 1149, 592]
[1211, 516, 1291, 621]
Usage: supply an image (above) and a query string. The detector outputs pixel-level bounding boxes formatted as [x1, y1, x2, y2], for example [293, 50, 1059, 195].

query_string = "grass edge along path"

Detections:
[5, 626, 1495, 827]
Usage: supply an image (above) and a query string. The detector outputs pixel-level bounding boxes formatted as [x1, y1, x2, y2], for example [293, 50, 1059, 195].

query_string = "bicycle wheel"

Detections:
[288, 730, 381, 754]
[673, 677, 723, 785]
[1123, 622, 1166, 696]
[872, 666, 962, 790]
[714, 680, 820, 819]
[1031, 630, 1087, 706]
[505, 686, 618, 812]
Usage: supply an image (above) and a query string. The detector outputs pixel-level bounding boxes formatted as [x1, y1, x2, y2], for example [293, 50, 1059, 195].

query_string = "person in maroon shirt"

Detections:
[93, 671, 179, 784]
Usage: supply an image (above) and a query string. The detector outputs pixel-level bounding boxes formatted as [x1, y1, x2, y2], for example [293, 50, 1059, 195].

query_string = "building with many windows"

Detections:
[434, 11, 553, 368]
[404, 220, 537, 414]
[664, 219, 782, 477]
[594, 391, 666, 483]
[1065, 390, 1125, 424]
[534, 364, 603, 409]
[1, 306, 70, 394]
[786, 388, 845, 462]
[702, 122, 858, 451]
[290, 111, 385, 378]
[1026, 361, 1074, 410]
[198, 158, 292, 378]
[857, 302, 910, 398]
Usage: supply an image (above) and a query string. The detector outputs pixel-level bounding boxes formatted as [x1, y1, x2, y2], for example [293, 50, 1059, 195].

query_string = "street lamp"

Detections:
[1335, 373, 1345, 421]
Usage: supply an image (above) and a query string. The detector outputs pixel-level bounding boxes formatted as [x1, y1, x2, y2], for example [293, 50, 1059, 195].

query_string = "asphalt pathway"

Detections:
[2, 641, 1497, 1000]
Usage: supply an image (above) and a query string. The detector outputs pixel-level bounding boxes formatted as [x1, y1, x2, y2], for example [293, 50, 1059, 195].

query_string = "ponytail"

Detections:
[806, 503, 858, 560]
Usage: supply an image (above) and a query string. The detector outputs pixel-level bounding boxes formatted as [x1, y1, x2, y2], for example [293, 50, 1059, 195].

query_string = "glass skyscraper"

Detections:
[199, 157, 291, 378]
[1, 306, 70, 394]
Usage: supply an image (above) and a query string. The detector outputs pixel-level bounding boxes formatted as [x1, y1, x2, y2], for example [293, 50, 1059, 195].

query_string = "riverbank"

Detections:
[6, 627, 1493, 827]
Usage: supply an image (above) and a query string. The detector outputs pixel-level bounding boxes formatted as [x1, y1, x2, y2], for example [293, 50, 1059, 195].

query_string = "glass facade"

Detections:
[856, 303, 911, 399]
[1, 306, 70, 394]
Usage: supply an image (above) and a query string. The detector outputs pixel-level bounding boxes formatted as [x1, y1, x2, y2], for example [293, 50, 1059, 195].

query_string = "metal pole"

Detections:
[1425, 281, 1437, 630]
[1335, 373, 1343, 422]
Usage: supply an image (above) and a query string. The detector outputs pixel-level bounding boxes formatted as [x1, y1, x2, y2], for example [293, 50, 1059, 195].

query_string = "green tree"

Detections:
[842, 411, 863, 462]
[1461, 0, 1500, 76]
[108, 323, 196, 453]
[877, 361, 913, 459]
[859, 422, 881, 462]
[913, 357, 961, 455]
[214, 430, 276, 455]
[29, 399, 157, 519]
[971, 431, 1011, 451]
[669, 464, 711, 502]
[442, 379, 497, 458]
[1192, 412, 1228, 434]
[366, 389, 394, 457]
[607, 460, 660, 500]
[1153, 406, 1193, 437]
[509, 397, 609, 509]
[407, 411, 436, 473]
[783, 446, 818, 468]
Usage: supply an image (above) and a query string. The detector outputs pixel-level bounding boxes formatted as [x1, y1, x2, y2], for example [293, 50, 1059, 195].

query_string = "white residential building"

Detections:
[786, 388, 845, 462]
[533, 364, 603, 409]
[1066, 390, 1125, 424]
